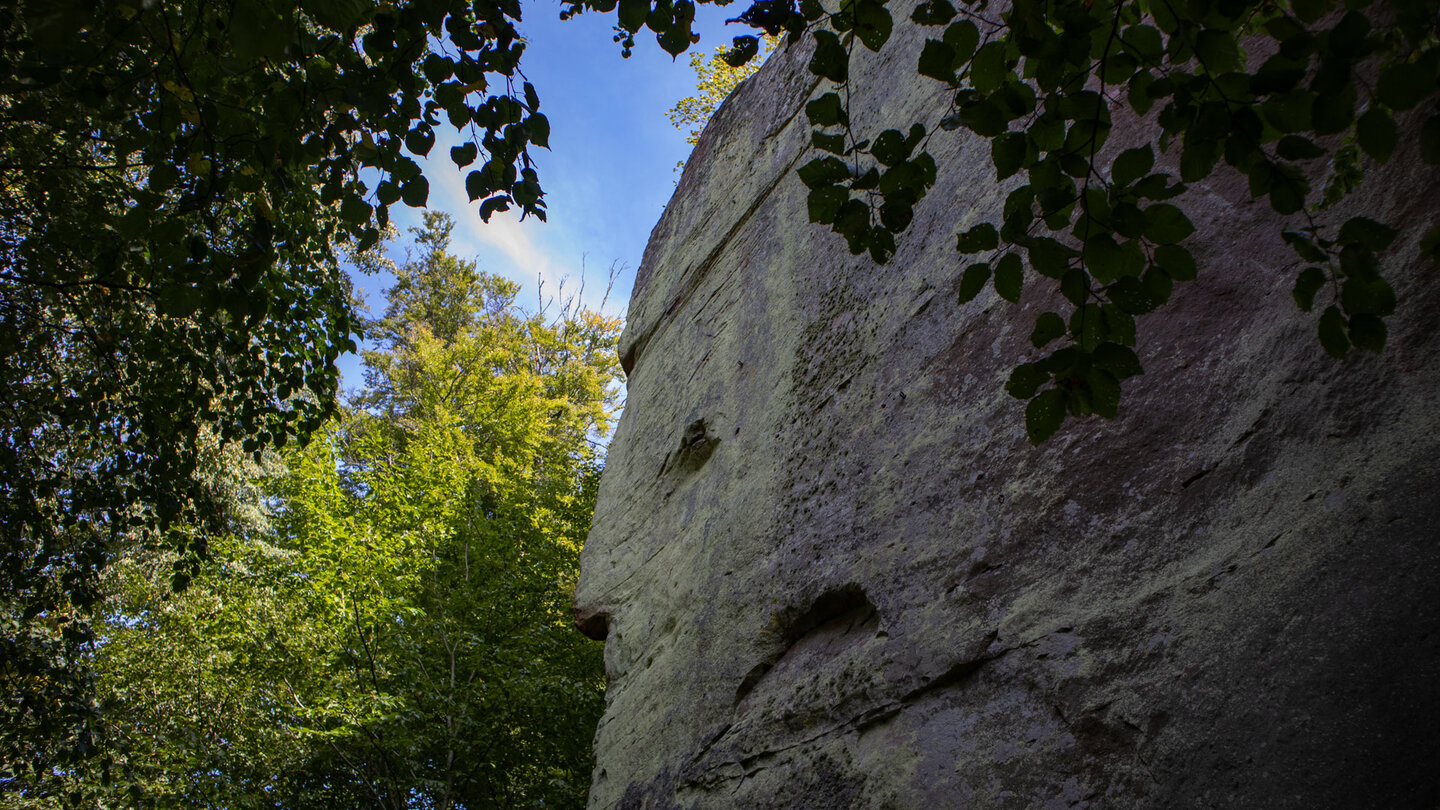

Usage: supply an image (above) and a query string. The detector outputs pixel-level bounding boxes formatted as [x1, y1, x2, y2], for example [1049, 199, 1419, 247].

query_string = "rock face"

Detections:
[574, 20, 1440, 810]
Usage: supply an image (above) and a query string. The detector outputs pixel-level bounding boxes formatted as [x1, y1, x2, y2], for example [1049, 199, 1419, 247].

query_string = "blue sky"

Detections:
[339, 1, 749, 388]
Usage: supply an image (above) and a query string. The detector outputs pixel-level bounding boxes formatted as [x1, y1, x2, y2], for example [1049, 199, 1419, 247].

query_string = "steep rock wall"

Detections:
[575, 20, 1440, 810]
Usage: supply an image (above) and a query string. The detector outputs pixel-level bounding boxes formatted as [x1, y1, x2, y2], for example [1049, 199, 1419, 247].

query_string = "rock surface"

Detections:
[575, 18, 1440, 810]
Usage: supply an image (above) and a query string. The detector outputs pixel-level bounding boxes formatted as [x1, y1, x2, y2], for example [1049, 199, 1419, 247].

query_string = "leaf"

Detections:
[912, 0, 956, 25]
[812, 131, 847, 154]
[1376, 60, 1433, 111]
[1338, 216, 1397, 251]
[1318, 305, 1350, 359]
[807, 186, 848, 224]
[957, 99, 1007, 137]
[942, 20, 979, 63]
[1111, 146, 1154, 187]
[1093, 342, 1143, 378]
[1423, 115, 1440, 165]
[969, 41, 1006, 94]
[990, 132, 1026, 179]
[1347, 313, 1387, 352]
[1292, 266, 1326, 311]
[955, 223, 999, 253]
[1340, 276, 1396, 317]
[1006, 363, 1048, 399]
[798, 157, 851, 189]
[809, 30, 849, 83]
[464, 171, 487, 202]
[450, 143, 478, 167]
[723, 35, 760, 67]
[872, 129, 913, 166]
[1154, 244, 1196, 281]
[401, 176, 429, 208]
[805, 93, 847, 127]
[854, 0, 893, 52]
[1086, 369, 1122, 419]
[1261, 90, 1313, 133]
[1142, 204, 1195, 244]
[618, 0, 649, 33]
[1355, 108, 1398, 163]
[1027, 237, 1078, 278]
[918, 39, 957, 83]
[957, 262, 991, 303]
[1276, 135, 1324, 161]
[994, 252, 1023, 302]
[1025, 389, 1065, 444]
[1030, 312, 1065, 347]
[1195, 29, 1242, 73]
[405, 126, 435, 157]
[528, 113, 550, 148]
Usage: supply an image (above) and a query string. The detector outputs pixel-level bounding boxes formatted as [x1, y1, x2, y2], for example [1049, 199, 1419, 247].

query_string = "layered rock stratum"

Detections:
[574, 20, 1440, 809]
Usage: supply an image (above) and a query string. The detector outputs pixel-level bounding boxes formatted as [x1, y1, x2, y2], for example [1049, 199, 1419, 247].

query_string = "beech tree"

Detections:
[42, 217, 620, 808]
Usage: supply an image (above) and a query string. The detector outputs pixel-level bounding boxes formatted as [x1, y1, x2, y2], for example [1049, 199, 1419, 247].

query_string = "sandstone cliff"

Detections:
[574, 19, 1440, 809]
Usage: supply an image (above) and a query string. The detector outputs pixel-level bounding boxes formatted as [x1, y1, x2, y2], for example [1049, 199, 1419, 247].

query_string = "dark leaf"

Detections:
[1025, 388, 1065, 444]
[1292, 266, 1326, 311]
[1355, 108, 1398, 164]
[957, 262, 991, 303]
[994, 252, 1023, 302]
[1006, 362, 1048, 399]
[1030, 312, 1066, 347]
[1318, 304, 1350, 358]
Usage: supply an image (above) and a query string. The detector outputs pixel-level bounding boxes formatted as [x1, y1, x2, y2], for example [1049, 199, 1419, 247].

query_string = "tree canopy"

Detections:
[13, 216, 620, 808]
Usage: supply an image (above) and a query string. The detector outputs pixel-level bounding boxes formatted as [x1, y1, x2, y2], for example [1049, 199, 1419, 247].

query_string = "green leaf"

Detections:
[464, 171, 486, 202]
[991, 132, 1026, 179]
[1025, 389, 1065, 444]
[1423, 115, 1440, 165]
[1376, 60, 1434, 111]
[1356, 108, 1398, 163]
[854, 0, 893, 52]
[1318, 305, 1350, 359]
[798, 157, 851, 189]
[1121, 25, 1163, 63]
[618, 0, 649, 33]
[994, 252, 1023, 302]
[872, 129, 913, 166]
[956, 223, 999, 253]
[970, 41, 1007, 94]
[1093, 342, 1142, 378]
[1338, 216, 1397, 251]
[805, 93, 847, 127]
[918, 39, 957, 83]
[528, 113, 551, 148]
[912, 0, 956, 25]
[812, 131, 847, 154]
[809, 30, 849, 83]
[1310, 82, 1355, 135]
[405, 126, 435, 157]
[1027, 237, 1078, 278]
[340, 195, 371, 225]
[942, 20, 980, 63]
[957, 262, 991, 303]
[957, 99, 1007, 137]
[1195, 29, 1242, 73]
[1142, 204, 1195, 244]
[1030, 312, 1065, 348]
[1292, 266, 1326, 311]
[1086, 369, 1122, 419]
[1261, 90, 1313, 133]
[450, 143, 478, 167]
[1154, 244, 1196, 281]
[1340, 276, 1396, 317]
[807, 186, 848, 224]
[401, 176, 429, 208]
[1111, 146, 1154, 187]
[1006, 363, 1048, 399]
[1276, 135, 1325, 161]
[1347, 313, 1386, 352]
